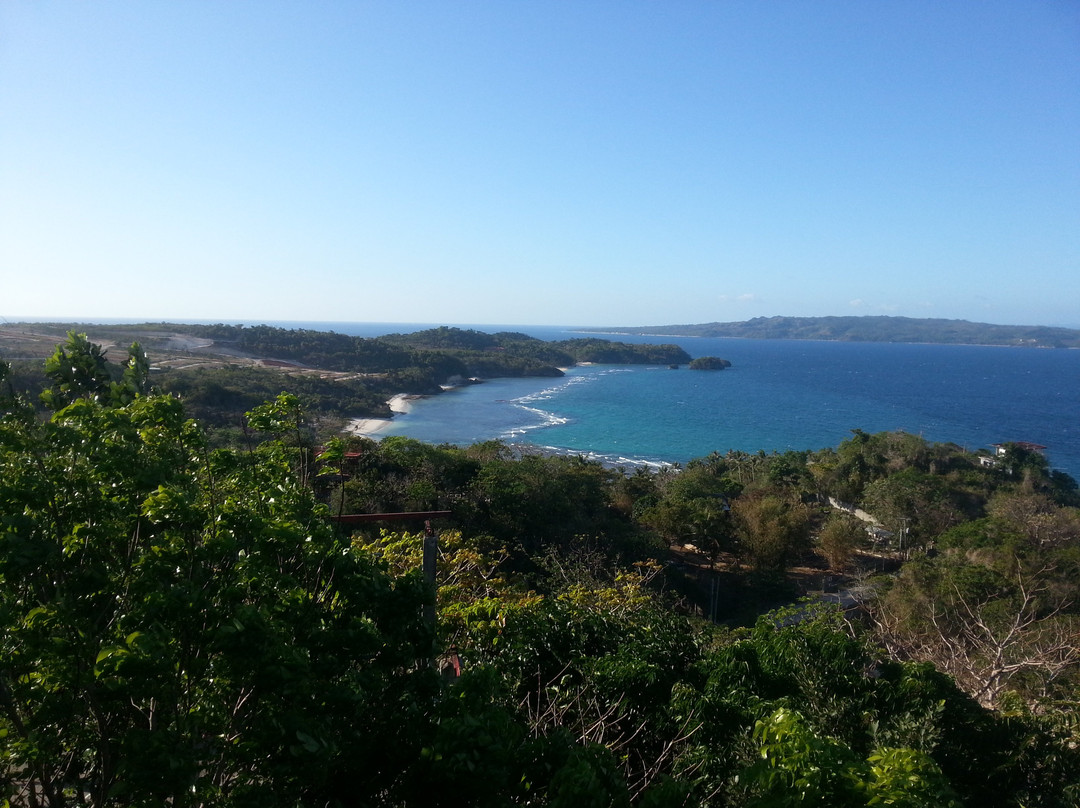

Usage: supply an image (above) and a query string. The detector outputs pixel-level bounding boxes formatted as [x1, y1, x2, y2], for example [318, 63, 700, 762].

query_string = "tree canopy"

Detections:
[2, 336, 1079, 807]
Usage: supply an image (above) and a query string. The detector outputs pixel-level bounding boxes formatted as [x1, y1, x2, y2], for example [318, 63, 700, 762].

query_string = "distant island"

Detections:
[583, 315, 1080, 348]
[688, 356, 732, 370]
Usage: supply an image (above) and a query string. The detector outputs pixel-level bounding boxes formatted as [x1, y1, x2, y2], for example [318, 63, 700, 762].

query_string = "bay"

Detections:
[273, 322, 1080, 480]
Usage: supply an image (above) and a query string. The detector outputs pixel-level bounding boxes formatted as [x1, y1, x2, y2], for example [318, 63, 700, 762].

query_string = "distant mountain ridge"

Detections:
[585, 315, 1080, 348]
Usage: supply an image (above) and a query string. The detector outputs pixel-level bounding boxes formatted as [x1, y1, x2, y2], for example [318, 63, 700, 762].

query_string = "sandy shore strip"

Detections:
[346, 394, 418, 438]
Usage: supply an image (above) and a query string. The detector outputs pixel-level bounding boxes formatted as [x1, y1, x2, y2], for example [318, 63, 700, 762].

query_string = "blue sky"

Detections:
[2, 1, 1078, 328]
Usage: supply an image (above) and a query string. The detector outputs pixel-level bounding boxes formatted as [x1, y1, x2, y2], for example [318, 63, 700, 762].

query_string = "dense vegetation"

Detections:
[688, 357, 731, 370]
[181, 324, 691, 378]
[161, 366, 398, 423]
[2, 335, 1079, 806]
[590, 315, 1080, 348]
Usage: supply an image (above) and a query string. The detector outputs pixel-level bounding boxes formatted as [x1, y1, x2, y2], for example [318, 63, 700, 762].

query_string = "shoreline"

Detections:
[346, 393, 418, 438]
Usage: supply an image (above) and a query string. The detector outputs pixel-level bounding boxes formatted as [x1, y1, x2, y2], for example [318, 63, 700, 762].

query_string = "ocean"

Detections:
[208, 321, 1078, 480]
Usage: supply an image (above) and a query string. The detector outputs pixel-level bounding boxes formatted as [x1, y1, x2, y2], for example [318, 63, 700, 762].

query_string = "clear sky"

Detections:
[2, 1, 1078, 328]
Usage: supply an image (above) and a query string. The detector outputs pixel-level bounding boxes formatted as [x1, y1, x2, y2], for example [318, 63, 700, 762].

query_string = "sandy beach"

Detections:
[346, 394, 417, 438]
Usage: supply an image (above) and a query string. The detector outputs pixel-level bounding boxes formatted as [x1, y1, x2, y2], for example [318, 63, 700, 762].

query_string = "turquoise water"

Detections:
[287, 323, 1080, 479]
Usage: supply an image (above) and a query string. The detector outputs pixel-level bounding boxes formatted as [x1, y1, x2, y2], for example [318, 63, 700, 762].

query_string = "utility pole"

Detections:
[423, 520, 438, 627]
[330, 509, 451, 629]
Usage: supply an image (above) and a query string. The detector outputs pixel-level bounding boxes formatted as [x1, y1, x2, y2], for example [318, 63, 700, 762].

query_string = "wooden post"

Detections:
[423, 519, 438, 628]
[327, 509, 449, 641]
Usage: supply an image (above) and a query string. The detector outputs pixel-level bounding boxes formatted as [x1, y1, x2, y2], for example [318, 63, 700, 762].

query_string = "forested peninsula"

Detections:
[2, 329, 1080, 806]
[587, 315, 1080, 348]
[0, 322, 690, 433]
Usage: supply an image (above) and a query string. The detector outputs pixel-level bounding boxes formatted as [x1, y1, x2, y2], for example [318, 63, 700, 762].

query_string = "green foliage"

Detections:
[0, 386, 436, 805]
[551, 338, 690, 365]
[227, 323, 417, 372]
[5, 339, 1080, 807]
[688, 356, 731, 370]
[382, 325, 505, 351]
[936, 516, 1025, 551]
[109, 341, 151, 406]
[638, 461, 740, 560]
[861, 468, 963, 549]
[39, 331, 115, 409]
[379, 327, 690, 375]
[732, 494, 813, 573]
[0, 359, 49, 413]
[446, 591, 704, 803]
[0, 360, 13, 413]
[996, 441, 1052, 479]
[342, 443, 643, 563]
[867, 552, 1080, 709]
[691, 604, 1080, 806]
[598, 315, 1080, 349]
[358, 528, 516, 611]
[159, 364, 395, 429]
[812, 430, 965, 505]
[741, 707, 961, 807]
[986, 490, 1080, 546]
[742, 706, 863, 806]
[817, 513, 867, 571]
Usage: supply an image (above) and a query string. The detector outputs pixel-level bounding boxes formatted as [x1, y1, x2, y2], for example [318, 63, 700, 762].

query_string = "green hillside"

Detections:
[588, 315, 1080, 348]
[3, 336, 1080, 806]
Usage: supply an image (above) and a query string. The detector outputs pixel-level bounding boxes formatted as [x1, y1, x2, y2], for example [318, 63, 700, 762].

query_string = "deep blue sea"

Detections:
[14, 317, 1077, 474]
[266, 321, 1080, 481]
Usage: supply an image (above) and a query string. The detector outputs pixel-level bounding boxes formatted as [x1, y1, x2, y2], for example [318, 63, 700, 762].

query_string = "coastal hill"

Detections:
[0, 322, 690, 427]
[584, 315, 1080, 348]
